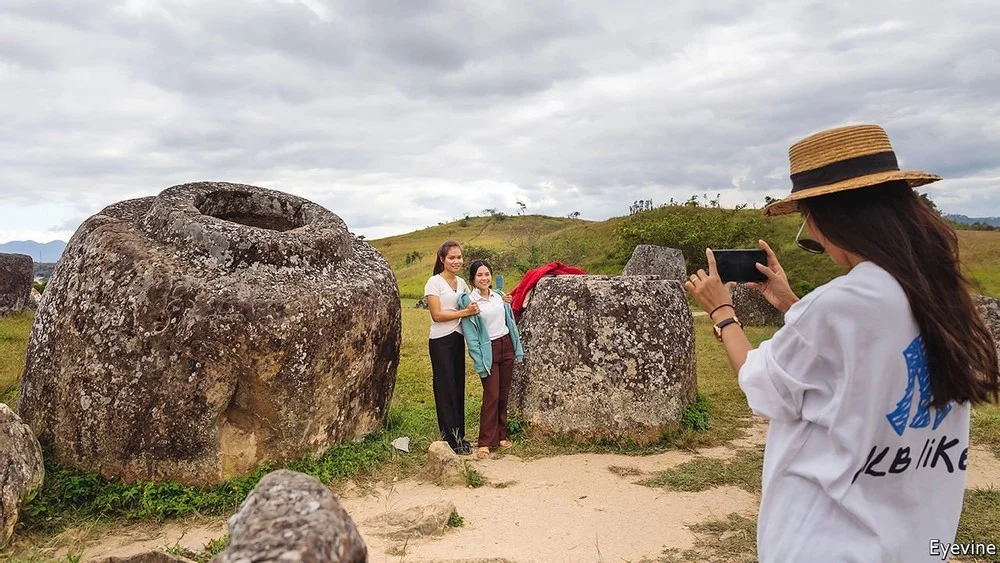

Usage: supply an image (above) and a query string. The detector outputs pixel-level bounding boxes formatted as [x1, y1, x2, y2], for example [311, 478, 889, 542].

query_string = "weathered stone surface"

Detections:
[511, 275, 696, 444]
[214, 470, 367, 563]
[621, 245, 686, 281]
[362, 500, 456, 540]
[419, 441, 466, 487]
[974, 294, 1000, 364]
[94, 552, 195, 563]
[18, 182, 401, 485]
[28, 288, 42, 309]
[731, 283, 784, 327]
[0, 253, 32, 316]
[0, 404, 45, 548]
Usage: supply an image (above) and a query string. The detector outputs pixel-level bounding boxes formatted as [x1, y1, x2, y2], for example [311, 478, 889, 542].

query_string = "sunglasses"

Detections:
[796, 213, 826, 254]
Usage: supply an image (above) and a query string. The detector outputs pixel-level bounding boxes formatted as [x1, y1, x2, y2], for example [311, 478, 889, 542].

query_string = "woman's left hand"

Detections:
[684, 248, 736, 322]
[501, 293, 512, 304]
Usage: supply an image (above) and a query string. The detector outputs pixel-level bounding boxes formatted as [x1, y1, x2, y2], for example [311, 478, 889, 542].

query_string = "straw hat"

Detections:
[764, 124, 941, 217]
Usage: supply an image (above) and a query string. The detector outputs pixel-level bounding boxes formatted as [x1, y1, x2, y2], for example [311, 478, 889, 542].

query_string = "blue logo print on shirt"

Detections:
[853, 335, 966, 483]
[885, 335, 952, 436]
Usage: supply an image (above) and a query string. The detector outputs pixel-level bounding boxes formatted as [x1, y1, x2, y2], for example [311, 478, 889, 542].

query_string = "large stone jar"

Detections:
[0, 253, 33, 316]
[731, 283, 784, 327]
[974, 294, 1000, 367]
[511, 275, 696, 444]
[620, 245, 686, 281]
[19, 182, 401, 485]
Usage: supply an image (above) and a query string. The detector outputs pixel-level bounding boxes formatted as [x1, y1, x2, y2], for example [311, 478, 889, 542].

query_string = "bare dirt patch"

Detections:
[340, 451, 760, 562]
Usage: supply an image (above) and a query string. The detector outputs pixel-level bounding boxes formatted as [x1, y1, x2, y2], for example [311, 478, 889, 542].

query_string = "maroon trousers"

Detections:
[478, 334, 515, 448]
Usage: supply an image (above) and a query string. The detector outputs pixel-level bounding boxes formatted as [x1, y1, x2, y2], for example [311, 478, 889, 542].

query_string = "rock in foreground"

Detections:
[362, 500, 457, 540]
[214, 470, 366, 563]
[0, 404, 45, 548]
[419, 441, 467, 487]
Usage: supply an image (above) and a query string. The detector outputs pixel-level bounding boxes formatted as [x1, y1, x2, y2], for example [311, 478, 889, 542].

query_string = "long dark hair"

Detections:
[801, 181, 999, 407]
[469, 259, 492, 287]
[433, 240, 462, 275]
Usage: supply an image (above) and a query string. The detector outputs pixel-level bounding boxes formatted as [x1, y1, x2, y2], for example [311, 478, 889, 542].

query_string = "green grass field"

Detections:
[0, 310, 31, 408]
[3, 207, 999, 559]
[958, 230, 1000, 298]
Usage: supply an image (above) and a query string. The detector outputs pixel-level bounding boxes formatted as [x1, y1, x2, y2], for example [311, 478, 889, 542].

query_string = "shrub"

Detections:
[404, 250, 423, 266]
[463, 245, 517, 273]
[681, 394, 710, 431]
[615, 205, 767, 274]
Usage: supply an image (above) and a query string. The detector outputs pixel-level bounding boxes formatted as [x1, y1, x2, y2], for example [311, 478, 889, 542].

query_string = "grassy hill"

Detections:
[372, 214, 615, 298]
[372, 206, 1000, 300]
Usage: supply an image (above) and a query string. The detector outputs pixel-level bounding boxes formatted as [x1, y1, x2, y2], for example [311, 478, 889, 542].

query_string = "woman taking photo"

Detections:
[686, 124, 999, 562]
[458, 260, 524, 459]
[424, 240, 479, 455]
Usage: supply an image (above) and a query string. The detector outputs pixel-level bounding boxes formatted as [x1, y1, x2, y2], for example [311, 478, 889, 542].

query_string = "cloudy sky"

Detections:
[2, 0, 998, 242]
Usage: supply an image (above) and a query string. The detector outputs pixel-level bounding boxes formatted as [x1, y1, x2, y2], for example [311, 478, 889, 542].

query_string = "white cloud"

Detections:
[2, 0, 999, 244]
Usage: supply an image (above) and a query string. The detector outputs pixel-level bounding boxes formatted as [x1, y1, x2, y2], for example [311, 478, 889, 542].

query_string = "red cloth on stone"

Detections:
[509, 261, 586, 321]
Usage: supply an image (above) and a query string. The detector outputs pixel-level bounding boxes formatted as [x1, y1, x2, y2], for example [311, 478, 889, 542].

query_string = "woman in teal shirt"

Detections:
[458, 260, 524, 459]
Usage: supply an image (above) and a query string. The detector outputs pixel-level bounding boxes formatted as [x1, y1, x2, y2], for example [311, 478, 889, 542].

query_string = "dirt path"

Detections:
[341, 451, 759, 562]
[62, 419, 999, 562]
[71, 426, 765, 562]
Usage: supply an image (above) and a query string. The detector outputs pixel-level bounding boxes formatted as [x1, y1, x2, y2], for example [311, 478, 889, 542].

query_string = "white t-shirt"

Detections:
[739, 261, 970, 563]
[424, 274, 470, 339]
[471, 290, 509, 340]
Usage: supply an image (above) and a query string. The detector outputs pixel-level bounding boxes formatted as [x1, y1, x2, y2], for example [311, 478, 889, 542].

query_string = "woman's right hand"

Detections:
[464, 302, 480, 317]
[746, 239, 799, 313]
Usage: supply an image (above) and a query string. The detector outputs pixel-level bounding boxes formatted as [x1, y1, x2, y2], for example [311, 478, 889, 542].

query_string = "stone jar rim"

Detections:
[141, 182, 354, 270]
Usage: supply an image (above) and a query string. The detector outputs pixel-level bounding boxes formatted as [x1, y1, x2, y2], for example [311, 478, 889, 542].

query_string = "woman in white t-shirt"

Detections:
[424, 240, 479, 455]
[685, 125, 999, 562]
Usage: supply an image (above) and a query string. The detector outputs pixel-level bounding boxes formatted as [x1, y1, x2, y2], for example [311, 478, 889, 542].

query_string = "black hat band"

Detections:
[790, 151, 899, 193]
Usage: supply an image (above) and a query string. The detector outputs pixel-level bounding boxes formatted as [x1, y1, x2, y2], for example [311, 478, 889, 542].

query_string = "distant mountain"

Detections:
[945, 214, 1000, 227]
[0, 240, 67, 263]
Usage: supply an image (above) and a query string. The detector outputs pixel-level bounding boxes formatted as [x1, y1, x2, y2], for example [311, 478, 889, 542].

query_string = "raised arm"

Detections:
[427, 295, 479, 322]
[685, 248, 755, 375]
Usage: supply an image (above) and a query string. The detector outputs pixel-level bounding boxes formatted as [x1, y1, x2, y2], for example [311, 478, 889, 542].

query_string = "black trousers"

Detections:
[429, 331, 467, 448]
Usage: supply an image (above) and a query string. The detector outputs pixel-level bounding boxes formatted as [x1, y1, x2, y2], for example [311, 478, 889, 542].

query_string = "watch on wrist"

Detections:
[713, 316, 743, 341]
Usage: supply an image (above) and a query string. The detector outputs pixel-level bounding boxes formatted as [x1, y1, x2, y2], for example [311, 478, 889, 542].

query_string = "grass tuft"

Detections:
[462, 463, 486, 488]
[491, 480, 518, 489]
[640, 448, 764, 494]
[447, 511, 465, 528]
[607, 466, 643, 478]
[970, 403, 1000, 461]
[166, 534, 229, 562]
[956, 487, 1000, 547]
[687, 513, 758, 562]
[681, 393, 710, 431]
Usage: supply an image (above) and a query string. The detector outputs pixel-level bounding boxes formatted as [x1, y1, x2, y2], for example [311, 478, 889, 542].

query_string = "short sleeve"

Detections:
[424, 276, 440, 298]
[738, 324, 833, 422]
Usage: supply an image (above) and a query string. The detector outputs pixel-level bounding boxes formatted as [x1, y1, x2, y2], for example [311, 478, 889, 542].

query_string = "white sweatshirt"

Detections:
[740, 261, 970, 563]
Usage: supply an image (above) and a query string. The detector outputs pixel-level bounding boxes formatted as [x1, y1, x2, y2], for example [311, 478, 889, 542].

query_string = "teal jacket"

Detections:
[457, 290, 525, 378]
